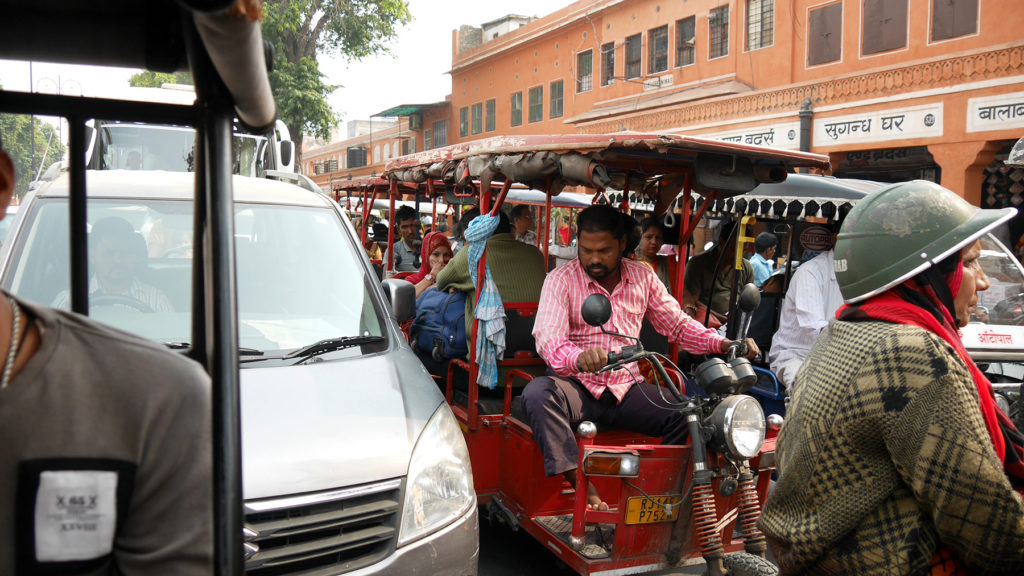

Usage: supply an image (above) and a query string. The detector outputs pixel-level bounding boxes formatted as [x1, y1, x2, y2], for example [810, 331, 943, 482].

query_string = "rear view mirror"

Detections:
[381, 278, 415, 323]
[582, 293, 612, 327]
[279, 140, 294, 166]
[737, 283, 761, 314]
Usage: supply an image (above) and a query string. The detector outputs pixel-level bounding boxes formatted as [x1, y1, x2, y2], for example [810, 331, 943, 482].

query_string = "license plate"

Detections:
[624, 494, 682, 525]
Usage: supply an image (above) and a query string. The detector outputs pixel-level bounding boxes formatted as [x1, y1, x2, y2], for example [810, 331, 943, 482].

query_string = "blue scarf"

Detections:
[465, 215, 506, 389]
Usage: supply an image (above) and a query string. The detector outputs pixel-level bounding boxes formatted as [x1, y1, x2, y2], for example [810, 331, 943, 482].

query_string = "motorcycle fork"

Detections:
[687, 412, 727, 575]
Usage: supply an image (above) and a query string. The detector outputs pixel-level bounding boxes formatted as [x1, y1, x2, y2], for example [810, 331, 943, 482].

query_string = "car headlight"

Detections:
[708, 395, 766, 460]
[399, 404, 475, 546]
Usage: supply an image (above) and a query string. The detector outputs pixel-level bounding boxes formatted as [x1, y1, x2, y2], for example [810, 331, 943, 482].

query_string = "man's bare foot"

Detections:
[563, 470, 609, 510]
[586, 482, 609, 511]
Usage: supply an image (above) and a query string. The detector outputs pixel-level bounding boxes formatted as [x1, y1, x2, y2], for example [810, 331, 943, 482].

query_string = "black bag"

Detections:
[411, 287, 468, 361]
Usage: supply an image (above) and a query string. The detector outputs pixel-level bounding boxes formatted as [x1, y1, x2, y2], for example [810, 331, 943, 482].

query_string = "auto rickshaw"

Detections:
[381, 134, 831, 575]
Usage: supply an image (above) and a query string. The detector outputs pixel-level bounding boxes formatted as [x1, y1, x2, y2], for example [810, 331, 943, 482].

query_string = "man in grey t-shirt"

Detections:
[0, 147, 212, 575]
[382, 205, 421, 272]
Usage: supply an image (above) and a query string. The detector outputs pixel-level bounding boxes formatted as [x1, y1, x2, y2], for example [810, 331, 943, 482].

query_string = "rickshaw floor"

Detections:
[535, 514, 614, 559]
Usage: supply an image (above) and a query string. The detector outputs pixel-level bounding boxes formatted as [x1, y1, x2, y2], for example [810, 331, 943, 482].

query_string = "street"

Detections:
[478, 513, 713, 576]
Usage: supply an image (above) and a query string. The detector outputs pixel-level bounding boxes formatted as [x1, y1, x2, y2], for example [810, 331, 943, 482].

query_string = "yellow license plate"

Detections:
[624, 494, 682, 525]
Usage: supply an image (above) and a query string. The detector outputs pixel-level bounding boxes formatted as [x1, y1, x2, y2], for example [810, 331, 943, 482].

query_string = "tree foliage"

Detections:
[129, 70, 193, 88]
[261, 0, 412, 162]
[0, 113, 65, 198]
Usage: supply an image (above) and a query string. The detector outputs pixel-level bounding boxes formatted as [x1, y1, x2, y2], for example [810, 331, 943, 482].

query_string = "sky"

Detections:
[0, 0, 574, 127]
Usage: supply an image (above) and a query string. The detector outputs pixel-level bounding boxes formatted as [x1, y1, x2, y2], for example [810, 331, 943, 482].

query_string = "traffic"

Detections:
[1, 1, 1023, 575]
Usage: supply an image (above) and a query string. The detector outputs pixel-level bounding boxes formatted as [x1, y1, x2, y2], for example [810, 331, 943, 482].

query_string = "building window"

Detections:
[373, 146, 381, 164]
[550, 80, 564, 119]
[648, 25, 669, 74]
[931, 0, 977, 42]
[511, 92, 523, 126]
[485, 99, 496, 131]
[576, 50, 593, 93]
[862, 0, 907, 55]
[808, 3, 842, 66]
[625, 34, 641, 79]
[746, 0, 774, 51]
[676, 16, 696, 67]
[471, 102, 482, 135]
[528, 86, 543, 123]
[601, 42, 616, 86]
[424, 129, 432, 150]
[709, 6, 730, 59]
[401, 137, 416, 155]
[459, 107, 469, 138]
[432, 120, 447, 148]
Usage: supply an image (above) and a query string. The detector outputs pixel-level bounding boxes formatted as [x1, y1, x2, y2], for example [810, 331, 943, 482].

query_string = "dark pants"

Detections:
[521, 373, 689, 477]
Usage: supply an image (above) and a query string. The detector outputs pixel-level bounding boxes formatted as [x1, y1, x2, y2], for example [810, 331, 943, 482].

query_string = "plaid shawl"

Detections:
[760, 319, 1024, 575]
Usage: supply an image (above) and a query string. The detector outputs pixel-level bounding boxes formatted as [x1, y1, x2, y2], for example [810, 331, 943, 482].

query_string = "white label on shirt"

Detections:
[34, 470, 118, 562]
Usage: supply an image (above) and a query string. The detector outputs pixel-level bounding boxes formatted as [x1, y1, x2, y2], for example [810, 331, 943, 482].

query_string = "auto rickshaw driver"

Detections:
[521, 204, 759, 510]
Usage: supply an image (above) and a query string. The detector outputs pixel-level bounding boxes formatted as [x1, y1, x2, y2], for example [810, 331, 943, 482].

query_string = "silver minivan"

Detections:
[0, 169, 478, 575]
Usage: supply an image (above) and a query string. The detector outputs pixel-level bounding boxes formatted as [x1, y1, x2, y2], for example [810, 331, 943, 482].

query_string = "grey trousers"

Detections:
[521, 373, 689, 477]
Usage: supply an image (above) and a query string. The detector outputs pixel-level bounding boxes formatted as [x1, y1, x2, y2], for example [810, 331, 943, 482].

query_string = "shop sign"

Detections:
[840, 146, 932, 168]
[642, 75, 674, 91]
[813, 103, 943, 147]
[966, 91, 1024, 133]
[711, 122, 801, 150]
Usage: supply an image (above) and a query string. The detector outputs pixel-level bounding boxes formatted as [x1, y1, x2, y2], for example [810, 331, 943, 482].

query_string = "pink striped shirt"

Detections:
[533, 258, 727, 401]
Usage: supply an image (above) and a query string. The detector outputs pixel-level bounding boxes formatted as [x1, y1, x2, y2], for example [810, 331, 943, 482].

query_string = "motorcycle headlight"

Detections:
[708, 395, 766, 460]
[399, 404, 475, 547]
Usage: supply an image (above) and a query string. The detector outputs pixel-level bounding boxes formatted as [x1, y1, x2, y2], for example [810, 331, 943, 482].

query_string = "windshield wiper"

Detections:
[163, 341, 264, 357]
[284, 335, 385, 362]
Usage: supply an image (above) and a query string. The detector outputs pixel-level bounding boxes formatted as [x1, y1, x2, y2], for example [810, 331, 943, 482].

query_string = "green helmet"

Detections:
[834, 180, 1015, 304]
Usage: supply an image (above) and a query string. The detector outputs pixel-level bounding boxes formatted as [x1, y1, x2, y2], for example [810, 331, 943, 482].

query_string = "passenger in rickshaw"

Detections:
[382, 205, 421, 272]
[521, 205, 759, 510]
[761, 181, 1024, 575]
[767, 242, 843, 390]
[404, 231, 453, 298]
[450, 207, 479, 256]
[510, 204, 538, 245]
[681, 220, 755, 328]
[436, 210, 545, 334]
[634, 217, 677, 292]
[750, 232, 778, 288]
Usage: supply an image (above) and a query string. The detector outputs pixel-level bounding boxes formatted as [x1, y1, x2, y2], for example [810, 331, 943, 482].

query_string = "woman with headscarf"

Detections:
[405, 230, 453, 298]
[760, 181, 1024, 575]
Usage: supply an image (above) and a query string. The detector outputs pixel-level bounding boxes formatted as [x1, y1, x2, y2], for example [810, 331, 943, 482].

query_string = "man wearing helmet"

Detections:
[760, 180, 1024, 575]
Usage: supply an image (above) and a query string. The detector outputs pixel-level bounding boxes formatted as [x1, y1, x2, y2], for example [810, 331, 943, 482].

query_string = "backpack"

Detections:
[411, 287, 468, 361]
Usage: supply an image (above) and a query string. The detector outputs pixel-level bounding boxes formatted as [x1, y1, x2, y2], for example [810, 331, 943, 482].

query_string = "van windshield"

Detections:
[5, 197, 384, 353]
[93, 123, 268, 177]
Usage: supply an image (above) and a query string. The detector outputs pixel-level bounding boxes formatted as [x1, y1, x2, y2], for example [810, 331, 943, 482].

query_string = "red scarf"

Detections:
[837, 258, 1024, 486]
[405, 231, 451, 285]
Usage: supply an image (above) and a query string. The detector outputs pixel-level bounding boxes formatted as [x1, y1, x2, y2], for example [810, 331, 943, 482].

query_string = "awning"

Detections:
[372, 102, 448, 117]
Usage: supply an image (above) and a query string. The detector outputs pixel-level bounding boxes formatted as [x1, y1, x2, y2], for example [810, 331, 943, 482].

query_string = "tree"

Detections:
[129, 70, 193, 88]
[0, 113, 65, 199]
[261, 0, 412, 165]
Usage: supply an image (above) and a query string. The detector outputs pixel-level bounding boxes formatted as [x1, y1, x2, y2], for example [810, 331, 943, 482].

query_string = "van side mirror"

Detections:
[279, 140, 294, 166]
[381, 278, 415, 323]
[582, 293, 612, 327]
